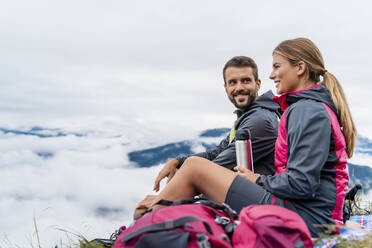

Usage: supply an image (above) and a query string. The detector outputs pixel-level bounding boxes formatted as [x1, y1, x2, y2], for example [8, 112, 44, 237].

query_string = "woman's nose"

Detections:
[269, 71, 275, 80]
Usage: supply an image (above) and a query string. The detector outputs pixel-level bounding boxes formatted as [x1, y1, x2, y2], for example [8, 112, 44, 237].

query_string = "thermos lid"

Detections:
[235, 129, 251, 140]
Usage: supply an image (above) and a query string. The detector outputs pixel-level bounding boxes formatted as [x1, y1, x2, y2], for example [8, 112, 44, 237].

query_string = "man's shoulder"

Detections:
[236, 109, 277, 134]
[240, 106, 278, 123]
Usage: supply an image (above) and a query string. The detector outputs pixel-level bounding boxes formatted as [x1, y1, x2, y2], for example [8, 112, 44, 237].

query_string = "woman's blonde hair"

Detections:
[274, 38, 356, 158]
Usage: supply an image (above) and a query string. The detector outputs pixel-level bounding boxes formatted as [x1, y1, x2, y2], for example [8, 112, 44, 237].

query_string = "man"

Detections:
[153, 56, 281, 192]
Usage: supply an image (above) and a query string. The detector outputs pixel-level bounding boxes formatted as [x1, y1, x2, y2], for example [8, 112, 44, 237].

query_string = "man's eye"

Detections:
[228, 81, 236, 85]
[243, 79, 251, 83]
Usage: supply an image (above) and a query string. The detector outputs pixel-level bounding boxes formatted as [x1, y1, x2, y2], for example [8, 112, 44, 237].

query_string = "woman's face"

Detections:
[270, 53, 302, 94]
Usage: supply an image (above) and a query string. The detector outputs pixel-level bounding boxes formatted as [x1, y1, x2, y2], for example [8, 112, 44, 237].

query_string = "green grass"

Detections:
[79, 240, 113, 248]
[335, 236, 372, 248]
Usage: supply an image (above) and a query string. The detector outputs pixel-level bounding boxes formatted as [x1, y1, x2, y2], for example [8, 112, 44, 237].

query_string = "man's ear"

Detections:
[256, 79, 261, 91]
[297, 61, 307, 76]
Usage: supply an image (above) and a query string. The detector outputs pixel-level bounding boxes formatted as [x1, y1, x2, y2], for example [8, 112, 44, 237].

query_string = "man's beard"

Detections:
[230, 89, 257, 109]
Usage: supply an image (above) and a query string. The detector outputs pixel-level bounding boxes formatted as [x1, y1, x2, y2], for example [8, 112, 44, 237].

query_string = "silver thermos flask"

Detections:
[235, 129, 254, 172]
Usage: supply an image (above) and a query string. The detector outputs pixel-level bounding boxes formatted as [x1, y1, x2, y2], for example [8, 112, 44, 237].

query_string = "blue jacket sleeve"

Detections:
[256, 101, 331, 199]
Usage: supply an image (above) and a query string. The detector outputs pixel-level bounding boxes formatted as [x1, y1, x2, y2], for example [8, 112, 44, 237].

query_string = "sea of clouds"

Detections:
[0, 117, 237, 247]
[0, 122, 176, 247]
[0, 122, 371, 247]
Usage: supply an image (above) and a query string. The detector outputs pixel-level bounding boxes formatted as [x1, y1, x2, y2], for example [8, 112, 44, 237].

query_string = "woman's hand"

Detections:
[153, 158, 179, 192]
[233, 166, 260, 183]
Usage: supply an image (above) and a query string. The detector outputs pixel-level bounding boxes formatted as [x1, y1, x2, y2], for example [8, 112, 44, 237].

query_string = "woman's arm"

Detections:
[256, 101, 331, 199]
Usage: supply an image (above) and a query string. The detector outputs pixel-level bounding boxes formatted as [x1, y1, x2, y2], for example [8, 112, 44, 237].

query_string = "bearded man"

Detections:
[153, 56, 281, 192]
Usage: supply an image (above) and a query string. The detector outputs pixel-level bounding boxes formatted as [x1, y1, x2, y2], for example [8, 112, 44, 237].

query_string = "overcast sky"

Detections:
[1, 0, 372, 139]
[1, 1, 372, 246]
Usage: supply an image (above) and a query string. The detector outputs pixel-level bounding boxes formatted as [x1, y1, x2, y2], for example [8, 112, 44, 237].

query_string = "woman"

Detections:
[137, 38, 356, 237]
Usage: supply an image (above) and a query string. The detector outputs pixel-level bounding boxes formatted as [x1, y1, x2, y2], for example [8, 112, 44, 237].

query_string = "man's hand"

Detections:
[133, 195, 157, 219]
[153, 158, 179, 192]
[234, 166, 260, 183]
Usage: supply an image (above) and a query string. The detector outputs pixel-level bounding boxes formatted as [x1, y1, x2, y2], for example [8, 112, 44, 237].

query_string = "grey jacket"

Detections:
[176, 90, 281, 176]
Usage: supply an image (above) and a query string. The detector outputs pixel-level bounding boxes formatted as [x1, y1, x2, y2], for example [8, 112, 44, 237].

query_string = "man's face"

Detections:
[224, 66, 261, 109]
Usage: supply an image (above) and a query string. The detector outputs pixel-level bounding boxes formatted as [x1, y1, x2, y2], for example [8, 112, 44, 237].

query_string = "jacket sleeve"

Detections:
[210, 110, 277, 171]
[175, 135, 230, 168]
[256, 102, 331, 199]
[244, 110, 278, 175]
[177, 109, 278, 171]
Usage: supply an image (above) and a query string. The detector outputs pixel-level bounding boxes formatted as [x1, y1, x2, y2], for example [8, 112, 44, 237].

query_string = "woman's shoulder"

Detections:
[286, 99, 331, 124]
[287, 98, 328, 113]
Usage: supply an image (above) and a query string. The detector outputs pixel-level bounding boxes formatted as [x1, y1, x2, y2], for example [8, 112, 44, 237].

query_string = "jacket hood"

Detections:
[237, 90, 281, 118]
[273, 84, 337, 116]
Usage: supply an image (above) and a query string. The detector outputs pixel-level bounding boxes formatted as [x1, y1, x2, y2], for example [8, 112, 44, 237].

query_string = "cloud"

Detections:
[0, 131, 165, 246]
[1, 0, 372, 135]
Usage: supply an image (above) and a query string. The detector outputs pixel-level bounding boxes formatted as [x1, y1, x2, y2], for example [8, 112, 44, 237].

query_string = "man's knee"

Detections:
[182, 156, 213, 179]
[183, 156, 209, 169]
[182, 156, 200, 171]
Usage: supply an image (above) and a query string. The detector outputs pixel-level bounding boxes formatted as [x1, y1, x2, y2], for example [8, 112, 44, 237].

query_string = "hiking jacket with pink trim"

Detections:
[256, 85, 349, 226]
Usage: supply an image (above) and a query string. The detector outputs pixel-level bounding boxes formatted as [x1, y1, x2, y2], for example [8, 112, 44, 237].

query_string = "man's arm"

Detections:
[153, 134, 230, 192]
[211, 109, 278, 173]
[175, 136, 230, 168]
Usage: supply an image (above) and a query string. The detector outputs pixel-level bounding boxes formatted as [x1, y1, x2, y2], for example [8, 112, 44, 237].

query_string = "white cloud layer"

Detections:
[1, 0, 372, 246]
[0, 131, 165, 246]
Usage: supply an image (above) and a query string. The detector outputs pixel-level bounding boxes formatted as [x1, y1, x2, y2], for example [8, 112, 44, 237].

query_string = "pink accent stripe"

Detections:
[271, 195, 277, 205]
[322, 103, 349, 225]
[274, 112, 288, 174]
[273, 84, 322, 112]
[246, 140, 253, 171]
[272, 94, 289, 112]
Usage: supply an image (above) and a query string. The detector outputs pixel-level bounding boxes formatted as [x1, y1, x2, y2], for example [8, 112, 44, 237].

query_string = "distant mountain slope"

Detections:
[128, 128, 229, 167]
[2, 126, 371, 193]
[355, 135, 372, 155]
[348, 163, 372, 194]
[199, 128, 230, 137]
[129, 129, 372, 193]
[0, 126, 85, 138]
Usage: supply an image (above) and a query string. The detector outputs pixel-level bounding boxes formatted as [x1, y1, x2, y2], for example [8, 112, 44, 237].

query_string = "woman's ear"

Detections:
[297, 61, 307, 76]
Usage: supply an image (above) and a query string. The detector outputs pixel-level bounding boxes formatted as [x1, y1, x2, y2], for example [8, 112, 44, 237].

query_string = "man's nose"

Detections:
[235, 81, 245, 91]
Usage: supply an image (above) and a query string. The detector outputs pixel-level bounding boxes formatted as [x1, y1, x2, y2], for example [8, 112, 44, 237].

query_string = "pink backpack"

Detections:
[113, 198, 238, 248]
[232, 205, 313, 248]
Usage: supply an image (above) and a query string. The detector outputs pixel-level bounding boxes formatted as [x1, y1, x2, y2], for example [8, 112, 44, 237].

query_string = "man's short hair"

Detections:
[223, 56, 259, 83]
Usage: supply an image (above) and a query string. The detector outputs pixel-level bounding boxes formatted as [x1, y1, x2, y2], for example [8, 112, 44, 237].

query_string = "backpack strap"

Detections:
[121, 216, 213, 243]
[156, 197, 238, 220]
[156, 198, 198, 206]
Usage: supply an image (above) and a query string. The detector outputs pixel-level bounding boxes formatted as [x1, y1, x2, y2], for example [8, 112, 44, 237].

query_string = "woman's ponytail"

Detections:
[321, 72, 356, 158]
